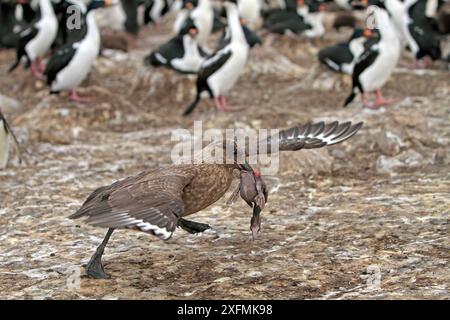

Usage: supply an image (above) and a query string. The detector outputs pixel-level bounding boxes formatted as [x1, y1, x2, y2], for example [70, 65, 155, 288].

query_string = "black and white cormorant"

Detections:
[174, 0, 213, 48]
[8, 0, 58, 78]
[183, 0, 250, 116]
[144, 18, 207, 74]
[319, 28, 380, 74]
[344, 7, 401, 109]
[44, 0, 110, 101]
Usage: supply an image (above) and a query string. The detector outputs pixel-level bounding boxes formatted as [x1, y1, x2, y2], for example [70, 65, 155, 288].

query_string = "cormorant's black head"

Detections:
[17, 0, 31, 7]
[242, 23, 262, 48]
[50, 0, 69, 14]
[51, 0, 91, 14]
[350, 27, 378, 41]
[307, 0, 330, 13]
[296, 0, 305, 7]
[371, 0, 386, 8]
[183, 0, 198, 10]
[353, 0, 387, 10]
[179, 17, 199, 38]
[351, 28, 365, 40]
[87, 0, 112, 12]
[352, 0, 379, 10]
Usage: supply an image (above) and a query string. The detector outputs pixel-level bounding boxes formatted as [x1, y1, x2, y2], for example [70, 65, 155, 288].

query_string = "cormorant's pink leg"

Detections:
[218, 96, 243, 112]
[412, 57, 430, 69]
[369, 90, 396, 109]
[214, 96, 223, 110]
[69, 90, 93, 103]
[30, 62, 42, 79]
[36, 57, 45, 73]
[362, 93, 371, 108]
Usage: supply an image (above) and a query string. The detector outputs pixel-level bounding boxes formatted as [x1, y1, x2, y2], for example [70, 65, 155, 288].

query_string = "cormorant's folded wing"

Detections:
[44, 42, 78, 86]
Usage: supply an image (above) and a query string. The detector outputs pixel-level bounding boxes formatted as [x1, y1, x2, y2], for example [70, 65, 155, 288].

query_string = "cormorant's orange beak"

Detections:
[363, 28, 373, 37]
[185, 2, 194, 9]
[297, 0, 305, 7]
[362, 0, 369, 5]
[189, 28, 198, 36]
[104, 0, 112, 7]
[240, 18, 247, 25]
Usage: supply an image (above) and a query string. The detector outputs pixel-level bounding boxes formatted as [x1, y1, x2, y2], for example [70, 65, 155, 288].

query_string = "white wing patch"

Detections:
[324, 58, 340, 71]
[20, 28, 32, 37]
[155, 52, 168, 64]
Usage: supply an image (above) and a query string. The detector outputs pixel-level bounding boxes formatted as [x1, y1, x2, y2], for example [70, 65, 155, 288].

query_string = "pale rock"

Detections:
[311, 75, 336, 91]
[376, 150, 428, 174]
[376, 155, 404, 174]
[396, 149, 426, 167]
[0, 94, 21, 113]
[376, 130, 406, 156]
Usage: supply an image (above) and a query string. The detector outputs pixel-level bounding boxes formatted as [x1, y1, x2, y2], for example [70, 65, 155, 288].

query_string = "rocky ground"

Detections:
[0, 18, 449, 299]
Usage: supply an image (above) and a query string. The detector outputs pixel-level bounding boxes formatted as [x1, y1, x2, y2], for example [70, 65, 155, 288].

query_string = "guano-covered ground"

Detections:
[0, 21, 449, 299]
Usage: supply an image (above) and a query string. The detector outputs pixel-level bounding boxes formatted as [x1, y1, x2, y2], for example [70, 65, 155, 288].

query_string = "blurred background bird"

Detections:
[0, 107, 21, 169]
[44, 0, 112, 101]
